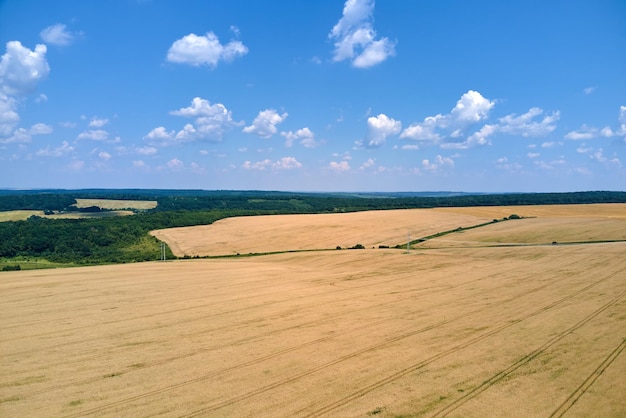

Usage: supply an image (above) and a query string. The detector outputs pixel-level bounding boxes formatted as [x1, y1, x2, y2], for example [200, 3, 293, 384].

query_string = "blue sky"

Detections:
[1, 0, 625, 192]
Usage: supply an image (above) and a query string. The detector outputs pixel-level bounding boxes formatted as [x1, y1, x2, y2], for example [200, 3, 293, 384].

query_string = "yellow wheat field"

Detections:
[74, 198, 158, 210]
[2, 204, 626, 417]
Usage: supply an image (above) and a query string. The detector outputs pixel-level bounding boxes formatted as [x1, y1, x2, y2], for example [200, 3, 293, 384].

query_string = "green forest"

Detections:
[1, 190, 625, 269]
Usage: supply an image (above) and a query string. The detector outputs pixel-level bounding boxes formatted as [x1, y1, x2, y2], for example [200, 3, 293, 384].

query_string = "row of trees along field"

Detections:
[0, 190, 625, 265]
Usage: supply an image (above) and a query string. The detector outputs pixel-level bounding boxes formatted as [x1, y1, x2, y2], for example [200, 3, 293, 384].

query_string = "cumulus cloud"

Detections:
[329, 160, 351, 172]
[359, 113, 401, 147]
[422, 155, 454, 171]
[360, 158, 375, 169]
[167, 158, 184, 169]
[167, 32, 248, 68]
[77, 129, 109, 141]
[144, 126, 174, 143]
[243, 109, 288, 138]
[497, 107, 559, 137]
[170, 97, 238, 141]
[98, 151, 111, 161]
[0, 41, 49, 97]
[145, 98, 238, 145]
[136, 145, 158, 155]
[0, 94, 19, 137]
[280, 127, 321, 148]
[89, 117, 109, 128]
[401, 90, 494, 146]
[565, 106, 626, 141]
[36, 140, 74, 157]
[242, 156, 302, 171]
[0, 122, 53, 144]
[0, 41, 50, 142]
[40, 24, 75, 46]
[329, 0, 395, 68]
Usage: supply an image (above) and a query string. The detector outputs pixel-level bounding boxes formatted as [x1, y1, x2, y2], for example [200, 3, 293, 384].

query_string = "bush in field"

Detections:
[2, 264, 21, 271]
[508, 214, 521, 219]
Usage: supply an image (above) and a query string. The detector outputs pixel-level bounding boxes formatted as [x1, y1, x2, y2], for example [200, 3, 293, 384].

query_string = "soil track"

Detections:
[2, 205, 626, 417]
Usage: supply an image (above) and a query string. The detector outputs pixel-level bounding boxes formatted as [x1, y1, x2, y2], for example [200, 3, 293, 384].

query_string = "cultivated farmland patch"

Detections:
[2, 205, 625, 417]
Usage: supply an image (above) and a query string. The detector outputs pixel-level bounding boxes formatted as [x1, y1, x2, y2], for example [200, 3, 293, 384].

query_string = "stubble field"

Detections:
[2, 204, 625, 417]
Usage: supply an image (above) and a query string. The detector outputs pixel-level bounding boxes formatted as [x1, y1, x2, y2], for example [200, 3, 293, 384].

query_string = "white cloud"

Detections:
[463, 124, 497, 148]
[77, 129, 109, 141]
[242, 157, 302, 171]
[167, 158, 184, 169]
[495, 157, 522, 171]
[40, 24, 75, 46]
[451, 90, 495, 123]
[0, 127, 30, 144]
[497, 107, 559, 137]
[29, 122, 53, 135]
[35, 93, 47, 103]
[401, 90, 494, 145]
[329, 0, 395, 68]
[0, 94, 19, 136]
[422, 155, 454, 171]
[144, 126, 174, 142]
[274, 156, 302, 169]
[361, 113, 401, 147]
[98, 151, 111, 161]
[583, 86, 597, 95]
[0, 41, 50, 143]
[136, 145, 157, 155]
[0, 122, 52, 144]
[590, 148, 621, 166]
[280, 127, 317, 148]
[527, 152, 540, 159]
[565, 129, 594, 141]
[89, 117, 109, 128]
[166, 32, 248, 67]
[168, 97, 238, 142]
[329, 160, 351, 172]
[171, 97, 223, 117]
[360, 158, 375, 169]
[36, 140, 74, 157]
[242, 159, 271, 171]
[59, 121, 76, 128]
[400, 119, 443, 141]
[243, 109, 288, 138]
[0, 41, 49, 97]
[133, 160, 146, 168]
[566, 106, 626, 142]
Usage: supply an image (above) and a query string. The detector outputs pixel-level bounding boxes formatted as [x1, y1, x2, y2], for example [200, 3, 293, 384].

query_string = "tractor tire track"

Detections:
[549, 337, 626, 418]
[60, 262, 617, 417]
[297, 267, 626, 418]
[33, 264, 522, 399]
[430, 292, 626, 417]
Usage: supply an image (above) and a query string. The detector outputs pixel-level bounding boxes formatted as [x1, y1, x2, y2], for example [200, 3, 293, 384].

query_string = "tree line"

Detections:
[0, 190, 625, 266]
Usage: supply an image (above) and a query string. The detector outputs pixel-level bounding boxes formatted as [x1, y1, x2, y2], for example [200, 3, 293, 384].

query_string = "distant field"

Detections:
[2, 204, 625, 416]
[0, 209, 135, 222]
[151, 203, 626, 257]
[74, 198, 158, 210]
[0, 210, 43, 222]
[151, 208, 495, 257]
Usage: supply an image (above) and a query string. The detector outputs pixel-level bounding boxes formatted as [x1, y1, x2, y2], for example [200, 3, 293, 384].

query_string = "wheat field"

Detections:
[2, 204, 625, 417]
